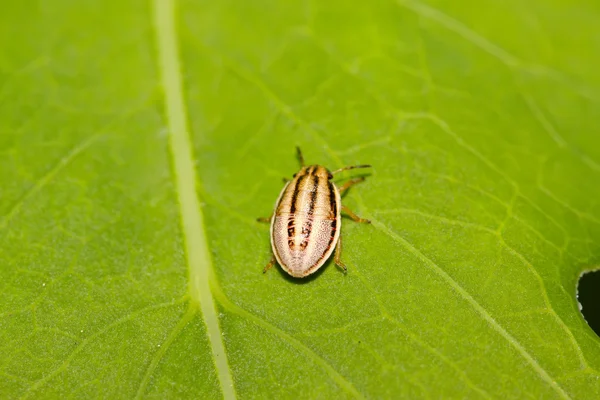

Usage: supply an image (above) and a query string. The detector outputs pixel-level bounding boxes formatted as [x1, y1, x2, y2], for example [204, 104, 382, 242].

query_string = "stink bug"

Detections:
[258, 147, 371, 278]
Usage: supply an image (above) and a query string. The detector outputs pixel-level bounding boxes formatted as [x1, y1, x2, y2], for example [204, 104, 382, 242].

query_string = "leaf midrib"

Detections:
[151, 0, 235, 398]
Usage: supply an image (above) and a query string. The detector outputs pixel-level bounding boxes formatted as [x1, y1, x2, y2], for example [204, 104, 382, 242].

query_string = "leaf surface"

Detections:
[1, 0, 600, 398]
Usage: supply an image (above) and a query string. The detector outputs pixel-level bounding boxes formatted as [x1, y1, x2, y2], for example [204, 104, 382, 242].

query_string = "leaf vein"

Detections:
[135, 305, 197, 399]
[0, 134, 97, 232]
[151, 0, 236, 398]
[210, 281, 365, 399]
[350, 266, 493, 398]
[373, 206, 592, 372]
[20, 300, 185, 399]
[368, 218, 573, 400]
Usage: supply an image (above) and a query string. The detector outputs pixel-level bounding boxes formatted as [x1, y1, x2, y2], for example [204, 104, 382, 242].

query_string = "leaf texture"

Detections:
[1, 0, 599, 398]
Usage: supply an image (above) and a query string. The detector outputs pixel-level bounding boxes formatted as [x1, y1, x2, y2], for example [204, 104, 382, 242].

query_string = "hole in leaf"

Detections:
[577, 270, 600, 336]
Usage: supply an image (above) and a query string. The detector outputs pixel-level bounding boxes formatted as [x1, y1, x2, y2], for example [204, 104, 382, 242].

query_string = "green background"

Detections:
[1, 0, 599, 398]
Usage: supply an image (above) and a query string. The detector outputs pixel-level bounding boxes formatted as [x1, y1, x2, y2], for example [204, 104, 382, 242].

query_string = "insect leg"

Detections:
[334, 236, 347, 273]
[338, 177, 365, 195]
[256, 213, 273, 223]
[263, 254, 277, 274]
[341, 205, 371, 224]
[330, 164, 371, 175]
[296, 146, 305, 167]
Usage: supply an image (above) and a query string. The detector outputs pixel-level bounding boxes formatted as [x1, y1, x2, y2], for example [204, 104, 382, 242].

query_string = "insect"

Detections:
[258, 147, 371, 278]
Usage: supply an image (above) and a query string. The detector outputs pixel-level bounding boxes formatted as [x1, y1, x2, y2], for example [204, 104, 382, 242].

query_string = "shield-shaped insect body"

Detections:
[259, 147, 371, 278]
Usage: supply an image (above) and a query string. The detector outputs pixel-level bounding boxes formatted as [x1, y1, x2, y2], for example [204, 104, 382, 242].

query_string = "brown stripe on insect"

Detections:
[327, 181, 337, 219]
[286, 216, 298, 249]
[285, 172, 308, 250]
[289, 173, 307, 214]
[307, 174, 320, 216]
[326, 181, 338, 246]
[296, 174, 319, 247]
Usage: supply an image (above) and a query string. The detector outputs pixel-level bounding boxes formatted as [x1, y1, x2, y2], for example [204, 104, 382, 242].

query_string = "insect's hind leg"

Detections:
[334, 236, 348, 274]
[341, 205, 370, 224]
[263, 254, 277, 274]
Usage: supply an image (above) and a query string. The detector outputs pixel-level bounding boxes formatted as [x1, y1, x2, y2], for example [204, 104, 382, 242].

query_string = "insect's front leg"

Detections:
[341, 205, 371, 224]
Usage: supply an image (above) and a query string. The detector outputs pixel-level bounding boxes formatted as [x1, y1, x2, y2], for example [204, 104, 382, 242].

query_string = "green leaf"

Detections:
[2, 0, 599, 398]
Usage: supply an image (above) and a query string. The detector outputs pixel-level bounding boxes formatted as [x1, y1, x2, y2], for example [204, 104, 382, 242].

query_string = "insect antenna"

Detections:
[330, 164, 371, 175]
[296, 146, 305, 167]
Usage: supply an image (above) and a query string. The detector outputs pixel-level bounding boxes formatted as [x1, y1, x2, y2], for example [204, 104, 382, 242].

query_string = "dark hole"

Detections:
[577, 270, 600, 336]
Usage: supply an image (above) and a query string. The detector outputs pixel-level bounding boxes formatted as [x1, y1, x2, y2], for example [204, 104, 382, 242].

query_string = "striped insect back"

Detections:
[259, 147, 371, 279]
[270, 166, 341, 278]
